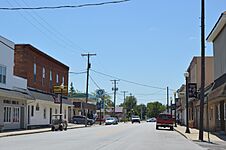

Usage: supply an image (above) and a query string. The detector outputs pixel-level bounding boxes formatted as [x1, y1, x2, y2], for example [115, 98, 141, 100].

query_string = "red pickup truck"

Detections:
[156, 113, 174, 131]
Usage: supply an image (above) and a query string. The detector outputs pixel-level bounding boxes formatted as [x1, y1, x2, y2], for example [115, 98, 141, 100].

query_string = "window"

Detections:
[62, 76, 65, 85]
[0, 65, 6, 84]
[218, 104, 220, 120]
[13, 107, 20, 122]
[4, 106, 11, 122]
[44, 108, 46, 119]
[33, 63, 36, 82]
[36, 103, 40, 111]
[224, 103, 226, 120]
[56, 74, 59, 85]
[42, 67, 45, 85]
[31, 105, 34, 117]
[50, 70, 53, 88]
[64, 109, 67, 119]
[55, 108, 57, 114]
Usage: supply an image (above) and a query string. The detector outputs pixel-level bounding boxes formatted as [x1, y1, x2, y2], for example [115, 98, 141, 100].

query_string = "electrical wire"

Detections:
[0, 0, 130, 10]
[69, 71, 87, 75]
[90, 69, 167, 90]
[90, 75, 101, 90]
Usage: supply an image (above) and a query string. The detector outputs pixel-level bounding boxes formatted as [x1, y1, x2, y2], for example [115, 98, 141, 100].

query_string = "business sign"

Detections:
[188, 83, 197, 98]
[53, 86, 68, 94]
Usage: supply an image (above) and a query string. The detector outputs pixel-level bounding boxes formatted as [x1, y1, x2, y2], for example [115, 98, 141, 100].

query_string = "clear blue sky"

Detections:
[1, 0, 226, 105]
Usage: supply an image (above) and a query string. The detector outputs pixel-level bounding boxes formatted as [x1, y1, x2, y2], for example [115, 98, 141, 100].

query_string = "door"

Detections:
[20, 107, 25, 129]
[220, 101, 225, 131]
[27, 105, 30, 125]
[49, 108, 52, 124]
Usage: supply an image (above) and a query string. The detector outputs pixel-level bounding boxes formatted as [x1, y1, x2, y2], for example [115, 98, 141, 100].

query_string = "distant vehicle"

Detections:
[146, 117, 156, 122]
[51, 114, 68, 131]
[156, 113, 174, 130]
[72, 115, 94, 125]
[131, 115, 140, 124]
[105, 117, 118, 125]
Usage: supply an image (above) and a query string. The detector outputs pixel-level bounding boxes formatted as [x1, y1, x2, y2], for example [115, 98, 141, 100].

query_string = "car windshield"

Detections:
[159, 114, 172, 119]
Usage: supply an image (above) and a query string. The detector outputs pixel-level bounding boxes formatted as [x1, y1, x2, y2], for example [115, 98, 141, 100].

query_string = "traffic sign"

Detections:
[53, 86, 68, 94]
[96, 89, 105, 98]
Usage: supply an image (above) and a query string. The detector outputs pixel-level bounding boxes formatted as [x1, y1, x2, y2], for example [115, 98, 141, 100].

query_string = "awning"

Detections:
[208, 83, 226, 101]
[0, 87, 34, 100]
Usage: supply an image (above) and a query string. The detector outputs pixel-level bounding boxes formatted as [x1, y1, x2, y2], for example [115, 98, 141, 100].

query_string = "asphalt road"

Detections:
[0, 122, 205, 150]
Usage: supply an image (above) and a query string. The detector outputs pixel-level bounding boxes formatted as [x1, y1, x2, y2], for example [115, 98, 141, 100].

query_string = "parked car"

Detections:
[51, 114, 68, 131]
[131, 115, 140, 124]
[105, 117, 118, 125]
[72, 115, 95, 125]
[156, 113, 174, 130]
[146, 117, 156, 122]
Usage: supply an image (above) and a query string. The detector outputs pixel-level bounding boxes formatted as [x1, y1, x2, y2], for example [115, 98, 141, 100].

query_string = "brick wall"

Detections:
[14, 44, 69, 94]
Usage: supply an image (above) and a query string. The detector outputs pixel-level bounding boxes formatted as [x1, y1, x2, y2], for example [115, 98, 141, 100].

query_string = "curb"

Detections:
[0, 125, 86, 138]
[174, 128, 190, 140]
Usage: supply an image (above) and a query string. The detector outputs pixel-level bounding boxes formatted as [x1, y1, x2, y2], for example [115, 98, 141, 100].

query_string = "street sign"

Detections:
[53, 86, 68, 94]
[171, 104, 176, 110]
[96, 89, 105, 98]
[188, 83, 197, 98]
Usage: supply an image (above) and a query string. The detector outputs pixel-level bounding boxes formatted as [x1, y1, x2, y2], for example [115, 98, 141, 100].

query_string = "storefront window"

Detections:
[4, 106, 11, 123]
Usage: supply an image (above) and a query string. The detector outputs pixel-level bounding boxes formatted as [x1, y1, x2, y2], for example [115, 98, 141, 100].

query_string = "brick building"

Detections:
[14, 44, 69, 93]
[13, 44, 72, 127]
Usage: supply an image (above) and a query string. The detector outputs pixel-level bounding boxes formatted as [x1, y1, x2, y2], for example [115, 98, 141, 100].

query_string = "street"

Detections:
[0, 122, 205, 150]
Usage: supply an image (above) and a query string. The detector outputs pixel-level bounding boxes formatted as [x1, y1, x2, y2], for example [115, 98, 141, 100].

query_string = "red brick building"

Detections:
[14, 44, 69, 94]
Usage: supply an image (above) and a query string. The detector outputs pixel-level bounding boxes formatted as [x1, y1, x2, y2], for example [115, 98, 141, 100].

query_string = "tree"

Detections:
[146, 101, 166, 118]
[123, 95, 137, 118]
[134, 104, 147, 120]
[69, 82, 76, 97]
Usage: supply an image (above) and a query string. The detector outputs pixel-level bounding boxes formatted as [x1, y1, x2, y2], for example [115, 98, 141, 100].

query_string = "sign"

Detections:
[96, 89, 105, 98]
[188, 83, 197, 98]
[53, 86, 68, 94]
[171, 104, 176, 110]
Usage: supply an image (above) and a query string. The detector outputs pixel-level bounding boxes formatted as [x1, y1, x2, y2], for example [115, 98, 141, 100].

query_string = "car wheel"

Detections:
[156, 125, 158, 130]
[51, 127, 55, 131]
[59, 125, 63, 131]
[170, 127, 174, 131]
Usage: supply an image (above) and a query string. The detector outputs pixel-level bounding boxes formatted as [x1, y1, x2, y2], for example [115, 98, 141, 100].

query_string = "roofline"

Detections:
[15, 44, 69, 70]
[207, 11, 226, 42]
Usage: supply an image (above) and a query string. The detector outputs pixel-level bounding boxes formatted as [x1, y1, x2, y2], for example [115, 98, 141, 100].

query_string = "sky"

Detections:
[0, 0, 226, 105]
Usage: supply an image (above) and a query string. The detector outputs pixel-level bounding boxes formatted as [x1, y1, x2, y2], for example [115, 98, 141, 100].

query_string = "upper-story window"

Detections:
[33, 63, 36, 82]
[62, 76, 65, 85]
[0, 65, 6, 84]
[42, 67, 45, 86]
[56, 73, 59, 85]
[50, 70, 53, 88]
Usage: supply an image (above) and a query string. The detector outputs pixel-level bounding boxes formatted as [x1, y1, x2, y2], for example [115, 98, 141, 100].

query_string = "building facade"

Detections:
[14, 44, 72, 128]
[0, 36, 32, 131]
[207, 11, 226, 133]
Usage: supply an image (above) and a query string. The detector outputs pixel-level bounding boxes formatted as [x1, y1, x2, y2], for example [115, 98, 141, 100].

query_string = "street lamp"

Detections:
[174, 92, 177, 127]
[60, 83, 64, 120]
[184, 72, 190, 133]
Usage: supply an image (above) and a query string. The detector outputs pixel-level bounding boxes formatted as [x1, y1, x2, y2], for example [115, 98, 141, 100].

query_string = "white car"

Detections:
[131, 116, 140, 123]
[105, 117, 118, 125]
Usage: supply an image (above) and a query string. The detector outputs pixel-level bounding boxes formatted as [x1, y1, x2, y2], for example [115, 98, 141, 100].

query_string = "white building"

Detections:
[0, 35, 32, 130]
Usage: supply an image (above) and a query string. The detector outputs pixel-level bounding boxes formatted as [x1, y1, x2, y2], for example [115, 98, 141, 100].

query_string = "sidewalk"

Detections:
[0, 123, 86, 138]
[174, 125, 225, 143]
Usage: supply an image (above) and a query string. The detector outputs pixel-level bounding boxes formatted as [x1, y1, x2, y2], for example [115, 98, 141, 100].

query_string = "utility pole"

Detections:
[111, 80, 119, 116]
[199, 0, 205, 141]
[170, 97, 173, 115]
[167, 86, 169, 113]
[121, 91, 128, 122]
[81, 53, 96, 127]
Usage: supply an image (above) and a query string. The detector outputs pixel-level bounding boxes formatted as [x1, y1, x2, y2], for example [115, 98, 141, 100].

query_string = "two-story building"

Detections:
[14, 44, 73, 128]
[207, 11, 226, 133]
[0, 36, 33, 131]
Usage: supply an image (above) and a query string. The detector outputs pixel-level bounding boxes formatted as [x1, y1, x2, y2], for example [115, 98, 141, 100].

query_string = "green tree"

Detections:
[146, 101, 166, 118]
[123, 95, 137, 118]
[69, 82, 76, 97]
[134, 104, 147, 120]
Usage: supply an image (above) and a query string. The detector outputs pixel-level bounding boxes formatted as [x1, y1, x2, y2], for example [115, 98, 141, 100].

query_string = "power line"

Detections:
[0, 0, 130, 10]
[91, 69, 166, 90]
[90, 75, 101, 89]
[69, 71, 87, 75]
